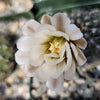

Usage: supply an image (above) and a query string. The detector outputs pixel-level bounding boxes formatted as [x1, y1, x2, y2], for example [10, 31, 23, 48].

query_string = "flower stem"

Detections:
[29, 77, 34, 100]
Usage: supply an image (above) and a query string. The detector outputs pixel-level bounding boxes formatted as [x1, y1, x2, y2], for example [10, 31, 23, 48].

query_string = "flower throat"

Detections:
[49, 37, 66, 55]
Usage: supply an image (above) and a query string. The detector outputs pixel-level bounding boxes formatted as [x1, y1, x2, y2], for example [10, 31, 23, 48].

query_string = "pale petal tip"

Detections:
[77, 48, 87, 66]
[16, 36, 33, 51]
[15, 50, 29, 65]
[74, 38, 87, 50]
[46, 75, 64, 92]
[66, 24, 83, 40]
[64, 59, 76, 80]
[53, 12, 66, 17]
[41, 14, 51, 24]
[15, 50, 23, 65]
[22, 19, 40, 35]
[83, 39, 87, 49]
[80, 53, 87, 65]
[82, 57, 87, 65]
[51, 13, 71, 32]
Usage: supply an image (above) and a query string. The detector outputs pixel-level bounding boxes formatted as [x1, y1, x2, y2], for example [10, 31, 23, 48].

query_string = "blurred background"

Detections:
[0, 0, 100, 100]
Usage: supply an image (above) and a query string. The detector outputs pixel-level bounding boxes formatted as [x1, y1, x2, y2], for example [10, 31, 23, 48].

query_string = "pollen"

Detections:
[49, 37, 65, 54]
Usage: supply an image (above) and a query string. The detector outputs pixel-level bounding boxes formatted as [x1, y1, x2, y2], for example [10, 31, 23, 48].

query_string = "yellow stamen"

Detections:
[49, 37, 65, 54]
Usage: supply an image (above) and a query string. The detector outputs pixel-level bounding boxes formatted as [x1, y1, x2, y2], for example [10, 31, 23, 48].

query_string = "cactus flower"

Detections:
[15, 13, 87, 92]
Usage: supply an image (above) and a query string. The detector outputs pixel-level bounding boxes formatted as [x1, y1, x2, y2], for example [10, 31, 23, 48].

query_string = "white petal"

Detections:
[33, 30, 51, 45]
[51, 13, 71, 32]
[46, 74, 64, 92]
[17, 36, 33, 51]
[50, 31, 69, 41]
[15, 50, 29, 65]
[73, 38, 87, 49]
[60, 45, 66, 58]
[33, 63, 56, 82]
[44, 45, 65, 65]
[44, 53, 60, 65]
[41, 14, 51, 24]
[64, 42, 72, 71]
[52, 61, 66, 79]
[24, 64, 38, 77]
[76, 47, 87, 66]
[37, 24, 56, 32]
[64, 59, 75, 80]
[70, 43, 78, 60]
[22, 19, 40, 35]
[66, 24, 83, 40]
[34, 61, 66, 81]
[29, 45, 46, 66]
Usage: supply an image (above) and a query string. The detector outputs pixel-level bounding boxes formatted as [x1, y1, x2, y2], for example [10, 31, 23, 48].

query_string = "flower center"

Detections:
[49, 37, 65, 55]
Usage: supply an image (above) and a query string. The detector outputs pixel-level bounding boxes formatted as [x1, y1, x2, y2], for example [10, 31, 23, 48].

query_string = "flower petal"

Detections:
[70, 43, 78, 60]
[44, 45, 65, 65]
[15, 50, 29, 65]
[44, 53, 61, 65]
[64, 42, 72, 71]
[76, 47, 87, 66]
[34, 61, 66, 81]
[29, 45, 47, 66]
[73, 38, 87, 49]
[33, 30, 52, 45]
[33, 63, 56, 82]
[46, 74, 64, 92]
[37, 24, 56, 32]
[66, 24, 83, 40]
[17, 36, 33, 51]
[51, 13, 71, 32]
[64, 59, 75, 80]
[41, 14, 51, 24]
[22, 19, 40, 35]
[52, 61, 66, 79]
[24, 64, 38, 77]
[50, 31, 69, 41]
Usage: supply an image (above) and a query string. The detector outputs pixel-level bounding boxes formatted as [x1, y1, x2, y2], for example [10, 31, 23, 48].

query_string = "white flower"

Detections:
[15, 13, 87, 92]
